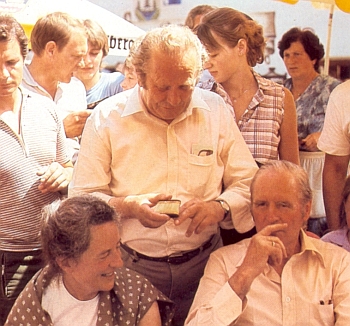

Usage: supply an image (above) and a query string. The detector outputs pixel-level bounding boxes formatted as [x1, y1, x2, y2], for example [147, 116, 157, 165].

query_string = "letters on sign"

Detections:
[108, 36, 135, 50]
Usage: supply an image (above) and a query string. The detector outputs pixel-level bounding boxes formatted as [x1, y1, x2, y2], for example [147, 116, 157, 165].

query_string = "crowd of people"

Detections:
[1, 4, 350, 326]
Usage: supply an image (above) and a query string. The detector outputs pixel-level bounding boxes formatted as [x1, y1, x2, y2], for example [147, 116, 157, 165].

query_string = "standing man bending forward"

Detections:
[70, 24, 258, 325]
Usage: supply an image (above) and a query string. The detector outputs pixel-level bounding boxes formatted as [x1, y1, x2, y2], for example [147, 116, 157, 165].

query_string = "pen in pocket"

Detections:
[319, 299, 333, 305]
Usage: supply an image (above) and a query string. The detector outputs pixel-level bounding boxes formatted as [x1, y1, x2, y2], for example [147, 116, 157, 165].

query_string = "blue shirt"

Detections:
[86, 72, 124, 109]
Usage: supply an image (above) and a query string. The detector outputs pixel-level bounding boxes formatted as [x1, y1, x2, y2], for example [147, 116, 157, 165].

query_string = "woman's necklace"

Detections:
[291, 86, 304, 99]
[292, 73, 319, 99]
[231, 88, 250, 103]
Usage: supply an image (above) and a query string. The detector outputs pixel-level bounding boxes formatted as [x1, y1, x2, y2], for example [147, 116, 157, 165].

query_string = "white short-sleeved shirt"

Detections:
[318, 80, 350, 156]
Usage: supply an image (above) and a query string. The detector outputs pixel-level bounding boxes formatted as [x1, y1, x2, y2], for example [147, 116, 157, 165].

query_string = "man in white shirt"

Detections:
[0, 15, 73, 324]
[186, 160, 350, 325]
[318, 81, 350, 230]
[21, 12, 89, 161]
[70, 24, 258, 325]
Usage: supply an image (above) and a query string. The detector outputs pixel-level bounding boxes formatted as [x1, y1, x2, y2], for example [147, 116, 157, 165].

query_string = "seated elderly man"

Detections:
[186, 160, 350, 325]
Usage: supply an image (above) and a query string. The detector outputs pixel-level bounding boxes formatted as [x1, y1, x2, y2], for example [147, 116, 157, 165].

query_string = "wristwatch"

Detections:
[215, 200, 230, 214]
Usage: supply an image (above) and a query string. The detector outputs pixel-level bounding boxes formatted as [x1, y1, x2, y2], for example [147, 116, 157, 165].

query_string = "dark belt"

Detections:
[0, 249, 42, 257]
[121, 236, 213, 265]
[0, 249, 42, 268]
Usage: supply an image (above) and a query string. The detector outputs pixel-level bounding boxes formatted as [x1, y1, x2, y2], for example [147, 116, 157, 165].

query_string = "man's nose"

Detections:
[266, 206, 280, 223]
[83, 54, 94, 66]
[77, 57, 85, 68]
[167, 89, 181, 106]
[0, 66, 10, 80]
[203, 60, 212, 70]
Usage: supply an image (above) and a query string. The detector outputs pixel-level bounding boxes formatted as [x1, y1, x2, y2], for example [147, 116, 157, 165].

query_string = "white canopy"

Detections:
[2, 0, 145, 57]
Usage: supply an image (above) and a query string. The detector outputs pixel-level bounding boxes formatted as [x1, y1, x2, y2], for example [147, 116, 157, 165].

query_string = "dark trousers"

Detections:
[307, 217, 328, 237]
[0, 250, 43, 326]
[121, 232, 222, 326]
[220, 227, 257, 246]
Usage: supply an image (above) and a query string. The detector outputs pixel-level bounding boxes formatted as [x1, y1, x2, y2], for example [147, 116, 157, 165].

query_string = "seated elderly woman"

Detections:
[5, 195, 173, 326]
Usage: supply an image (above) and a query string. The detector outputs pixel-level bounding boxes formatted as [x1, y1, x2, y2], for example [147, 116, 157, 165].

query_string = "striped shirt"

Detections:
[0, 89, 69, 251]
[21, 65, 87, 160]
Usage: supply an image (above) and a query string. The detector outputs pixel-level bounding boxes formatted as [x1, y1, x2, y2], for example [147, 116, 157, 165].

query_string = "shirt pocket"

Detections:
[187, 152, 214, 197]
[308, 302, 335, 325]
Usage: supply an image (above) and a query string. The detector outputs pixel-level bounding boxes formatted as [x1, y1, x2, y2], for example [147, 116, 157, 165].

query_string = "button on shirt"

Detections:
[70, 86, 258, 256]
[185, 230, 350, 325]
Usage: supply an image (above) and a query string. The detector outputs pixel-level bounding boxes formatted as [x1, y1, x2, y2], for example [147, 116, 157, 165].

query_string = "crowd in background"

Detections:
[1, 4, 350, 326]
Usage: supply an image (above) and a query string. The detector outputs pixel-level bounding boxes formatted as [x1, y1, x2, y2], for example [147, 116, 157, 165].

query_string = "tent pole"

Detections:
[324, 4, 334, 75]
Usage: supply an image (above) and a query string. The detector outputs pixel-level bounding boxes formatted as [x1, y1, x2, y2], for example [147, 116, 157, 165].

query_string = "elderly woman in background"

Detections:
[5, 195, 173, 326]
[278, 27, 341, 236]
[196, 7, 299, 167]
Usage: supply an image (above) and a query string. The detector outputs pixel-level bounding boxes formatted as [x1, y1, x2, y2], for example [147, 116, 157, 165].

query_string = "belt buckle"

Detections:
[167, 252, 186, 264]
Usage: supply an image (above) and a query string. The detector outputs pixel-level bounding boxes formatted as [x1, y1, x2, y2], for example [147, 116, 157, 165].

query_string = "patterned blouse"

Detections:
[5, 266, 174, 326]
[284, 75, 340, 140]
[200, 71, 285, 165]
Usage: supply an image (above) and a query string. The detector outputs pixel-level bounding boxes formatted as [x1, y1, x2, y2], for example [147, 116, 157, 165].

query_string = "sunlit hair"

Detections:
[131, 24, 206, 86]
[123, 56, 133, 71]
[30, 12, 85, 55]
[339, 176, 350, 228]
[0, 15, 28, 58]
[251, 160, 312, 206]
[196, 7, 265, 67]
[123, 35, 142, 72]
[40, 195, 119, 284]
[278, 27, 325, 72]
[184, 5, 216, 30]
[83, 19, 109, 57]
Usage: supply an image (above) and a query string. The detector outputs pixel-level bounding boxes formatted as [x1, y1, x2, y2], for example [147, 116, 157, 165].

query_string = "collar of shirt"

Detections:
[298, 229, 325, 267]
[230, 229, 326, 279]
[22, 64, 50, 93]
[22, 64, 74, 103]
[258, 230, 325, 286]
[262, 229, 326, 277]
[250, 70, 269, 108]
